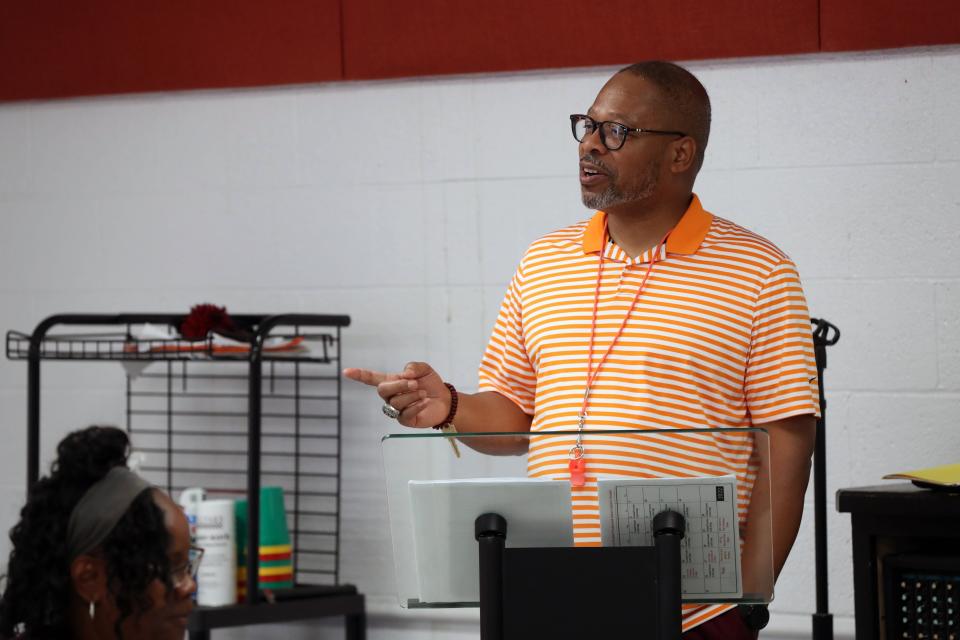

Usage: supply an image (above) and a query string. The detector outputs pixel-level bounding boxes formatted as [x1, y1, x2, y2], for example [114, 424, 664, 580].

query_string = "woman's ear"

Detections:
[70, 554, 107, 605]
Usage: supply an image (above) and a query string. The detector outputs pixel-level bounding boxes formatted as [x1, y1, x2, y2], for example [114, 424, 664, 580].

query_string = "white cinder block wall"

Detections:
[2, 46, 959, 639]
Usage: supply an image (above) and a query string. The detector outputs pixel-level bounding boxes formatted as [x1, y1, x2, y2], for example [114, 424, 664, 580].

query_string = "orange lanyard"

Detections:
[569, 221, 670, 486]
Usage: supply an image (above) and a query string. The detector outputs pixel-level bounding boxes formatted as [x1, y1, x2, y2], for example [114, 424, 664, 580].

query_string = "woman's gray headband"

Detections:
[66, 466, 153, 560]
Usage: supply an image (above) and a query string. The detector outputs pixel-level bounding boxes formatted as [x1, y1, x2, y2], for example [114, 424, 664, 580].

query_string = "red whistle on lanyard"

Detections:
[569, 457, 586, 488]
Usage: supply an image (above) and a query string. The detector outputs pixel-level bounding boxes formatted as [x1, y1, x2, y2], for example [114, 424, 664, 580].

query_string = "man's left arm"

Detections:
[740, 256, 821, 591]
[746, 413, 817, 584]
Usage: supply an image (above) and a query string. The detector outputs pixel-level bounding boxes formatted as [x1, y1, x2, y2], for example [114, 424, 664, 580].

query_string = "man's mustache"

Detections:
[579, 153, 613, 175]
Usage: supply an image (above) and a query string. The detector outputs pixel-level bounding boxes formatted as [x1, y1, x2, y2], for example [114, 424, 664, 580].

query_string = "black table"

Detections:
[837, 483, 960, 639]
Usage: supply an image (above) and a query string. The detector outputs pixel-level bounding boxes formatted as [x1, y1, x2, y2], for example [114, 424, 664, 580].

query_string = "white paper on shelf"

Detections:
[122, 323, 176, 377]
[409, 477, 573, 604]
[129, 323, 178, 344]
[598, 475, 742, 600]
[121, 360, 153, 379]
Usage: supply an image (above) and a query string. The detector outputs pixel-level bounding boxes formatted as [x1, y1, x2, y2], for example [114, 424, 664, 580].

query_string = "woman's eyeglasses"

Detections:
[170, 546, 204, 589]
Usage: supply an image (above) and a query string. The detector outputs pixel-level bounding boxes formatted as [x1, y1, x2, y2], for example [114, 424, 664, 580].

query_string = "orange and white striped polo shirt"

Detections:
[478, 194, 820, 631]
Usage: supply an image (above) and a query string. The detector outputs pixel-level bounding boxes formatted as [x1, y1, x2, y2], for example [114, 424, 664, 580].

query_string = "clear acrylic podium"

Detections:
[382, 428, 773, 640]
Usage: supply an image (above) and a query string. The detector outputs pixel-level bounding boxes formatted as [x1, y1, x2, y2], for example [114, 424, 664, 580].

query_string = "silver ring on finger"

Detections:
[382, 403, 402, 420]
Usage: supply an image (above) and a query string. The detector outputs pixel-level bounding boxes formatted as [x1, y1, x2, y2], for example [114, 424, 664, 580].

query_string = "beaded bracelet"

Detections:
[432, 382, 458, 430]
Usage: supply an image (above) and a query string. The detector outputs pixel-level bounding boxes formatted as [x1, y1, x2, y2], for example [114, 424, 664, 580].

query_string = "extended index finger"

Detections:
[342, 367, 400, 387]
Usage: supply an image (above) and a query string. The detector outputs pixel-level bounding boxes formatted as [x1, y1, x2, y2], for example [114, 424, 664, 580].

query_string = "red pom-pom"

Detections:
[180, 304, 236, 340]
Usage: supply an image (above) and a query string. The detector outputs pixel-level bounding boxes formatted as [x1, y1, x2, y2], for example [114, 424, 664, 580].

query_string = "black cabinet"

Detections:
[837, 483, 960, 640]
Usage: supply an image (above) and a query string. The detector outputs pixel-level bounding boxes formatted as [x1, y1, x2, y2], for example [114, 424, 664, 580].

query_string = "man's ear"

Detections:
[669, 136, 697, 174]
[70, 554, 107, 604]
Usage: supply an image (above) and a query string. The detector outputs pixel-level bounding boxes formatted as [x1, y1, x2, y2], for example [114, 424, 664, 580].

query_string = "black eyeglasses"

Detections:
[170, 546, 204, 589]
[570, 114, 686, 151]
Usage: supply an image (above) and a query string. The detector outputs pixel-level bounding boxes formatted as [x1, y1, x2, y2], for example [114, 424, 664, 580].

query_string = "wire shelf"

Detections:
[128, 355, 344, 587]
[9, 313, 351, 591]
[5, 330, 336, 363]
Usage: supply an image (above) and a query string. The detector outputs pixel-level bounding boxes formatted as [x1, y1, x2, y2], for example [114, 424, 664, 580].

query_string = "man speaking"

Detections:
[346, 60, 819, 638]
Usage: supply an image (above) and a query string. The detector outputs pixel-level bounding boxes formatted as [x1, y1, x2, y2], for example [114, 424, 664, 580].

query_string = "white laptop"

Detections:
[408, 478, 574, 604]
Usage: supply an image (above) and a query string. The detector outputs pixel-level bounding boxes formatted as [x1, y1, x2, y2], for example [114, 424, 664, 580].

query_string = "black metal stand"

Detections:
[11, 313, 365, 639]
[475, 510, 685, 640]
[811, 318, 840, 640]
[188, 585, 365, 639]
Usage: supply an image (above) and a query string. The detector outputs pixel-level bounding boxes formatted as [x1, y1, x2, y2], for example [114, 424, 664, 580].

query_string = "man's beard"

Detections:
[581, 160, 660, 211]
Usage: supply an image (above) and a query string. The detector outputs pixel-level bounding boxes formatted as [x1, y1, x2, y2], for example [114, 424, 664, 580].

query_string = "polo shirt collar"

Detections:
[581, 194, 713, 256]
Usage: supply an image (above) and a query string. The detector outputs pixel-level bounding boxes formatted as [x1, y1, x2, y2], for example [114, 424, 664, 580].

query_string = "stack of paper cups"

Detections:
[258, 487, 293, 589]
[235, 486, 293, 601]
[195, 499, 237, 606]
[235, 499, 248, 602]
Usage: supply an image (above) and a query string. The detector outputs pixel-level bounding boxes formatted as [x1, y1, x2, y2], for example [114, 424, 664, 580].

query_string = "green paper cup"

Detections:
[258, 487, 293, 589]
[235, 499, 248, 601]
[234, 487, 294, 599]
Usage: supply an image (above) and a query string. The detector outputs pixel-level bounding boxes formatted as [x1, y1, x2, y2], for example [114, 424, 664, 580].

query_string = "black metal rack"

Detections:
[7, 313, 365, 639]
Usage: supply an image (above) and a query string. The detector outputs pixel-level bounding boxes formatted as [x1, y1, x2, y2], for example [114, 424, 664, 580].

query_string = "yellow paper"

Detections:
[883, 462, 960, 487]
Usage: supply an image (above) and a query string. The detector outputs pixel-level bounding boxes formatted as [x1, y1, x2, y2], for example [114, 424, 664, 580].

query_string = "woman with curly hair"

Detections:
[0, 426, 199, 639]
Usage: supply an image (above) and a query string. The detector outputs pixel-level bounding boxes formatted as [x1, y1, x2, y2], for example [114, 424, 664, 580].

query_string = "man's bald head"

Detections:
[617, 61, 711, 173]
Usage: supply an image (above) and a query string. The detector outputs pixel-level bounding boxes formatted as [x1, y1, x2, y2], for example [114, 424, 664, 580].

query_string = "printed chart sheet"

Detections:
[598, 475, 742, 600]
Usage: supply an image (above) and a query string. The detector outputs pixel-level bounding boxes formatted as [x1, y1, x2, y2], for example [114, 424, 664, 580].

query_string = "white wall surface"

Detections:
[2, 45, 960, 639]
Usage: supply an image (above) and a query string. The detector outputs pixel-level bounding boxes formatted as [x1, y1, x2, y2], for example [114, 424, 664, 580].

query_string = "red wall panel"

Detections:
[342, 0, 819, 80]
[0, 0, 342, 101]
[821, 0, 960, 52]
[4, 1, 958, 103]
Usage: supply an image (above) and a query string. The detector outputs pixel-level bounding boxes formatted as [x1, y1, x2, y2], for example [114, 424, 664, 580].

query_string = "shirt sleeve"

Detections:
[477, 263, 537, 416]
[745, 258, 821, 424]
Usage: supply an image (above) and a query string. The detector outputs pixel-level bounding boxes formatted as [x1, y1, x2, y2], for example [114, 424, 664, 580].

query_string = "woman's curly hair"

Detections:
[0, 426, 173, 639]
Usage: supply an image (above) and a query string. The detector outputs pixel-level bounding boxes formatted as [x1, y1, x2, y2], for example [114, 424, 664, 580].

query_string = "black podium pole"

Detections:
[475, 513, 507, 640]
[653, 510, 686, 639]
